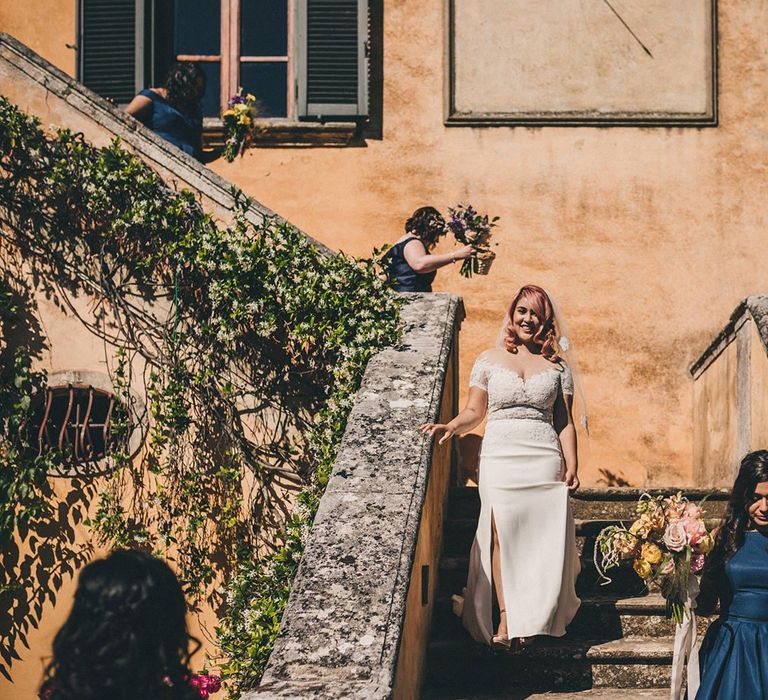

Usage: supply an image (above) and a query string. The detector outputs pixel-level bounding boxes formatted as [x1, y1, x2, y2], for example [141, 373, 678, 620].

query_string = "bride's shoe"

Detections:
[517, 636, 536, 651]
[491, 610, 513, 650]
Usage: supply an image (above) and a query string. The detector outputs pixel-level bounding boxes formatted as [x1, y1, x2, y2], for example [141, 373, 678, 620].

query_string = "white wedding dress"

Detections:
[458, 350, 581, 644]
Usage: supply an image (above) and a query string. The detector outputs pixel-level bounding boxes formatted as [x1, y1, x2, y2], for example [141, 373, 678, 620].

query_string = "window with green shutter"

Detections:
[78, 0, 369, 121]
[298, 0, 368, 118]
[79, 0, 146, 105]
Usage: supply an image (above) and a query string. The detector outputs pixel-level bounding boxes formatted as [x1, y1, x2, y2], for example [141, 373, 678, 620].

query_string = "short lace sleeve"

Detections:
[559, 363, 574, 396]
[469, 356, 490, 391]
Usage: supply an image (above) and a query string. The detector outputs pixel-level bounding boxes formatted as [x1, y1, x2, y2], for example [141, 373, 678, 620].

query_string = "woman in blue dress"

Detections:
[696, 449, 768, 699]
[385, 207, 474, 292]
[125, 62, 206, 161]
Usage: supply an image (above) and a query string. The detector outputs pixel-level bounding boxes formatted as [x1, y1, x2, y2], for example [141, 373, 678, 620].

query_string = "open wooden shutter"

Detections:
[79, 0, 146, 104]
[297, 0, 368, 118]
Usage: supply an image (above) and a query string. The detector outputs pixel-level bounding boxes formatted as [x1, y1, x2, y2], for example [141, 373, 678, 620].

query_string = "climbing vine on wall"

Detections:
[0, 96, 400, 692]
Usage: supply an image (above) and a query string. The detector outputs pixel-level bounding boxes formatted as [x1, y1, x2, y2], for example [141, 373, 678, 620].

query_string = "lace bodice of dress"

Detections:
[469, 352, 573, 423]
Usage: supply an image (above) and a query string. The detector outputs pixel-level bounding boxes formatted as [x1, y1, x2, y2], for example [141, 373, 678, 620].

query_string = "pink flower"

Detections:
[663, 521, 688, 552]
[190, 674, 222, 698]
[684, 502, 703, 520]
[681, 516, 707, 546]
[691, 552, 705, 573]
[660, 558, 675, 575]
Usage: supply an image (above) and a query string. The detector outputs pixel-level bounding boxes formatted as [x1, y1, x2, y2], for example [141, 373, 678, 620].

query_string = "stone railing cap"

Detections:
[244, 293, 464, 699]
[690, 294, 768, 378]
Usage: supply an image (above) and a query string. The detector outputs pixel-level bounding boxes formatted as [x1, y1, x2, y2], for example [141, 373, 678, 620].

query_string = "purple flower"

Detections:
[691, 552, 705, 573]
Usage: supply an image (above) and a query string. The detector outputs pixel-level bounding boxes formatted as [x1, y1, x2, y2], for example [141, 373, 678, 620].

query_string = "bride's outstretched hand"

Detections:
[419, 422, 455, 445]
[564, 470, 580, 492]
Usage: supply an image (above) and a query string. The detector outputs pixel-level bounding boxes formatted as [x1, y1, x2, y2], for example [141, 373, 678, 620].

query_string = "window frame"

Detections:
[31, 384, 121, 466]
[77, 0, 371, 137]
[172, 0, 296, 117]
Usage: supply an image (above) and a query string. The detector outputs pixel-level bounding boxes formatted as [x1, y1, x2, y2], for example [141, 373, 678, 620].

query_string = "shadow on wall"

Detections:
[0, 269, 97, 681]
[596, 468, 632, 488]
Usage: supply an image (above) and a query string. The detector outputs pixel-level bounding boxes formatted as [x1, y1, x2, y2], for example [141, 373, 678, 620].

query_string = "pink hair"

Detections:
[503, 285, 560, 361]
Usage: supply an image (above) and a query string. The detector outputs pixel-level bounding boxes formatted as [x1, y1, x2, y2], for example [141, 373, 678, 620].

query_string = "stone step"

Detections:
[448, 487, 730, 521]
[424, 687, 673, 700]
[426, 636, 677, 691]
[423, 688, 672, 699]
[430, 593, 713, 640]
[441, 517, 721, 559]
[438, 556, 648, 599]
[441, 518, 621, 558]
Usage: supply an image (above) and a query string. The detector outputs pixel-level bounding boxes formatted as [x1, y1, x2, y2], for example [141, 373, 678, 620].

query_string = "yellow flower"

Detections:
[237, 114, 252, 126]
[222, 109, 236, 118]
[615, 531, 639, 558]
[641, 542, 662, 564]
[633, 558, 652, 579]
[629, 517, 651, 538]
[697, 534, 714, 554]
[246, 93, 256, 102]
[647, 507, 666, 531]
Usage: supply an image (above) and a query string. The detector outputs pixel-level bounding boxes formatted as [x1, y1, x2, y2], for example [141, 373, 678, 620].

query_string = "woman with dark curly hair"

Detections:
[695, 450, 768, 699]
[385, 206, 474, 292]
[126, 62, 206, 160]
[39, 550, 204, 700]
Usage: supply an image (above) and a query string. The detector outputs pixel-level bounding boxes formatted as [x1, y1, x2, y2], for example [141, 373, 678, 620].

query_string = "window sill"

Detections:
[202, 117, 361, 150]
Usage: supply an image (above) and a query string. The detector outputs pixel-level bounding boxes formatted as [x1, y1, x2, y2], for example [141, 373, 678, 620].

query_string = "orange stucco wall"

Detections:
[0, 1, 76, 77]
[209, 0, 767, 487]
[4, 1, 764, 488]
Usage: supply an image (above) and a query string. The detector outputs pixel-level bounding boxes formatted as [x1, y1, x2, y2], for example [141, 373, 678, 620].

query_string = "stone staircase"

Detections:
[423, 487, 729, 699]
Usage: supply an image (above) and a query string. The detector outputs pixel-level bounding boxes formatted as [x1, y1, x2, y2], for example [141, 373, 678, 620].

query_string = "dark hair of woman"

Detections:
[704, 450, 768, 575]
[39, 550, 201, 700]
[164, 62, 206, 118]
[405, 206, 446, 250]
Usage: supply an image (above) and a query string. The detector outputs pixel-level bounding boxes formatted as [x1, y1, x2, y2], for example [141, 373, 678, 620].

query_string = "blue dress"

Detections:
[696, 531, 768, 699]
[136, 89, 202, 160]
[385, 237, 436, 292]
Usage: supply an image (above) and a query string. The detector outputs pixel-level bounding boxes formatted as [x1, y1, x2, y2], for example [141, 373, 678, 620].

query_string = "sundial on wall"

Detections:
[447, 0, 717, 125]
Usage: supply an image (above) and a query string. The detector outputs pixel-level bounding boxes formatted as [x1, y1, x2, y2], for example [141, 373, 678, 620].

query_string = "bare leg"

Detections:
[490, 512, 508, 641]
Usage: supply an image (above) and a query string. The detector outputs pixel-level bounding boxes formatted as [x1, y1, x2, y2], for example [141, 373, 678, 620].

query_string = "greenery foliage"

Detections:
[0, 278, 100, 680]
[0, 96, 400, 692]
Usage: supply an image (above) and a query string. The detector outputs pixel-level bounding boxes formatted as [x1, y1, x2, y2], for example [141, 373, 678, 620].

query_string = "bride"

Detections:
[421, 285, 581, 649]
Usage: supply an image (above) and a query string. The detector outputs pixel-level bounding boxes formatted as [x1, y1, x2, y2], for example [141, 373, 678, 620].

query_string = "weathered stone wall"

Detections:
[249, 293, 464, 699]
[691, 295, 768, 485]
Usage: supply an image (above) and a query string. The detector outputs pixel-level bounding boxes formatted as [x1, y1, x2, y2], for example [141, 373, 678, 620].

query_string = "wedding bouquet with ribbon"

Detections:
[446, 204, 499, 278]
[222, 89, 260, 161]
[596, 492, 716, 699]
[595, 492, 715, 623]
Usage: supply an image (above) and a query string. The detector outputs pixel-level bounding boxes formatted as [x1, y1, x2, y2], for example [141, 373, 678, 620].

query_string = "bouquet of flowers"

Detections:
[446, 204, 499, 278]
[222, 90, 260, 161]
[595, 492, 715, 624]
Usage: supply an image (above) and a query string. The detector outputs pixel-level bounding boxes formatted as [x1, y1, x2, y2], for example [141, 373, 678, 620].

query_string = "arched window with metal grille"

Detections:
[29, 384, 125, 465]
